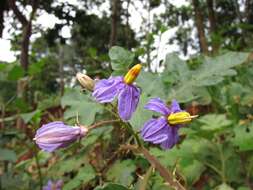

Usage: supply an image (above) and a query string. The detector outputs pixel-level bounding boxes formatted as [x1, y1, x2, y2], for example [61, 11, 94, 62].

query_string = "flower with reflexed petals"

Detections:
[92, 64, 142, 121]
[43, 180, 63, 190]
[141, 98, 197, 149]
[34, 121, 88, 152]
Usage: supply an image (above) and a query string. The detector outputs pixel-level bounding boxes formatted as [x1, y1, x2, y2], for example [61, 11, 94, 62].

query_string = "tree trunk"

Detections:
[21, 22, 32, 71]
[206, 0, 219, 54]
[9, 0, 38, 72]
[245, 0, 253, 25]
[192, 0, 209, 55]
[109, 0, 118, 47]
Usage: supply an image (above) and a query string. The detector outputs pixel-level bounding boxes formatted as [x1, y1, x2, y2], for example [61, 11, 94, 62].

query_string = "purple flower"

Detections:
[34, 121, 88, 152]
[43, 180, 63, 190]
[92, 64, 142, 121]
[141, 98, 197, 149]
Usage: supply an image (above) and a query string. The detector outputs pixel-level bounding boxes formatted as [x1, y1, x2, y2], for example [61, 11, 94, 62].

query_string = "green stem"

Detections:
[125, 122, 142, 147]
[34, 153, 43, 190]
[139, 166, 153, 190]
[217, 144, 226, 183]
[202, 161, 223, 178]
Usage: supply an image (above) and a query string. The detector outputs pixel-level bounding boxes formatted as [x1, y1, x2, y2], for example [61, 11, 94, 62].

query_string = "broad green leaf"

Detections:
[94, 183, 130, 190]
[8, 65, 25, 80]
[20, 110, 41, 124]
[7, 65, 25, 81]
[231, 123, 253, 151]
[109, 46, 134, 75]
[237, 187, 250, 190]
[130, 93, 153, 131]
[136, 72, 166, 99]
[0, 63, 7, 71]
[198, 114, 232, 131]
[0, 148, 17, 162]
[63, 165, 96, 190]
[61, 88, 102, 125]
[28, 60, 45, 76]
[150, 138, 209, 184]
[107, 160, 136, 187]
[164, 52, 249, 103]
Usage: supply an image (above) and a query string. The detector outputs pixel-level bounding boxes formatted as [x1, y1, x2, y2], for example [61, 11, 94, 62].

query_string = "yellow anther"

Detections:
[123, 64, 142, 84]
[168, 111, 198, 125]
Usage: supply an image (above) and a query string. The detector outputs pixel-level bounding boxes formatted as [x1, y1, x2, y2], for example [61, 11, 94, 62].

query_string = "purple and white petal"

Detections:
[141, 117, 170, 144]
[144, 97, 170, 115]
[34, 122, 88, 152]
[92, 76, 124, 103]
[170, 99, 182, 113]
[117, 84, 140, 121]
[160, 126, 179, 149]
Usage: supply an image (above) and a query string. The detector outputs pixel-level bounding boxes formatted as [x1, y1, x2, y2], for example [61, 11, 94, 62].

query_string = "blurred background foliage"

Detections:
[1, 0, 253, 189]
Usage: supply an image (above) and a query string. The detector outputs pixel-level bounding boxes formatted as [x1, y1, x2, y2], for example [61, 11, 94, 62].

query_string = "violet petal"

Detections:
[170, 99, 182, 113]
[160, 126, 179, 149]
[92, 76, 124, 103]
[144, 97, 170, 115]
[141, 117, 170, 144]
[118, 84, 140, 121]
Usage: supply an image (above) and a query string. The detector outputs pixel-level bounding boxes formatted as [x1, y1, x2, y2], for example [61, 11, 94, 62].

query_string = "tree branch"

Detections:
[8, 0, 28, 25]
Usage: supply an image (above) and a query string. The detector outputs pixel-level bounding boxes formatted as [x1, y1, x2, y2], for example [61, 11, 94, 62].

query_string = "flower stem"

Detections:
[34, 152, 43, 190]
[88, 119, 120, 130]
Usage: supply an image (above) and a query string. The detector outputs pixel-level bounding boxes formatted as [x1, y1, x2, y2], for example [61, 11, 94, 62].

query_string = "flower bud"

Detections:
[76, 73, 95, 91]
[123, 64, 142, 84]
[168, 111, 198, 125]
[34, 121, 88, 152]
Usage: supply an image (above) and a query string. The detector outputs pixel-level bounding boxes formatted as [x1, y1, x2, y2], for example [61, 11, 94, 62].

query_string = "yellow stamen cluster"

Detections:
[123, 64, 142, 84]
[168, 111, 198, 125]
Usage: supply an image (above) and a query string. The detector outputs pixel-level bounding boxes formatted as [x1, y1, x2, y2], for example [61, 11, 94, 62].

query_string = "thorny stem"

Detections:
[101, 101, 185, 189]
[121, 145, 186, 190]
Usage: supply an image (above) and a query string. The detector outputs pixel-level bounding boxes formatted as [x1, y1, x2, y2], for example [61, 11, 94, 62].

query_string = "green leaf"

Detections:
[20, 110, 41, 124]
[215, 183, 234, 190]
[63, 165, 96, 190]
[0, 148, 17, 162]
[231, 123, 253, 151]
[136, 72, 166, 99]
[109, 46, 134, 75]
[198, 114, 232, 131]
[150, 138, 208, 184]
[28, 60, 45, 76]
[164, 52, 249, 103]
[7, 65, 25, 81]
[95, 183, 130, 190]
[130, 93, 153, 131]
[106, 160, 136, 187]
[237, 187, 250, 190]
[61, 88, 102, 125]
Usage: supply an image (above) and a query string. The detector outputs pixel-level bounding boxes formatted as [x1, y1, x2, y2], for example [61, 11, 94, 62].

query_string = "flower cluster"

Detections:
[34, 63, 197, 153]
